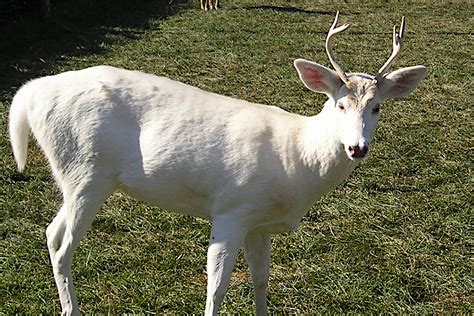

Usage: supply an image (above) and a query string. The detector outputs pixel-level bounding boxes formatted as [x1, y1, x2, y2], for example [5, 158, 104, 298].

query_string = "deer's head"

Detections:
[294, 12, 427, 160]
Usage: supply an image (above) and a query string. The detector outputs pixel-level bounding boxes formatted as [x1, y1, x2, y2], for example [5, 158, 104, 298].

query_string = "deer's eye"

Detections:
[372, 105, 380, 114]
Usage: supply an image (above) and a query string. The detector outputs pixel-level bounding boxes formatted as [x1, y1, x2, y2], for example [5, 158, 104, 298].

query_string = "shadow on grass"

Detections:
[0, 0, 189, 101]
[244, 5, 333, 15]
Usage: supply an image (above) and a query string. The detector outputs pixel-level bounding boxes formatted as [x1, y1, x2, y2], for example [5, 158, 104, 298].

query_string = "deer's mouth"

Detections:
[345, 144, 369, 160]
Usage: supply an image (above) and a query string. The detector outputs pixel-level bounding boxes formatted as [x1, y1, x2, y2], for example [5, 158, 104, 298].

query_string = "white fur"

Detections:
[201, 0, 218, 11]
[9, 59, 425, 315]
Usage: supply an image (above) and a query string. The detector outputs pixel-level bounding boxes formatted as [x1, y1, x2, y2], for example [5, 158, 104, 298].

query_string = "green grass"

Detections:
[1, 0, 472, 313]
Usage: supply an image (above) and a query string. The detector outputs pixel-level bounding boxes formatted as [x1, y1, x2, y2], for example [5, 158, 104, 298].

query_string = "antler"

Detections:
[374, 16, 406, 82]
[326, 11, 350, 84]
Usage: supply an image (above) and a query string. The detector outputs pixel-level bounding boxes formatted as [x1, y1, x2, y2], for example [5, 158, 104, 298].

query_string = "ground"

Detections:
[0, 0, 472, 313]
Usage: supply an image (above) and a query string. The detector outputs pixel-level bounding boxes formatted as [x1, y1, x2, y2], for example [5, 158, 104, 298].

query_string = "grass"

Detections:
[0, 0, 472, 313]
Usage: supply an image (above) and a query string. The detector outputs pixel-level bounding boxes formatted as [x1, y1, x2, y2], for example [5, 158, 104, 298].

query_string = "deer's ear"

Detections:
[294, 59, 343, 99]
[378, 66, 427, 100]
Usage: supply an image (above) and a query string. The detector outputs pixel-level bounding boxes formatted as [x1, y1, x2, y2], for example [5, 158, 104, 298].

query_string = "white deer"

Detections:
[9, 12, 426, 316]
[201, 0, 219, 11]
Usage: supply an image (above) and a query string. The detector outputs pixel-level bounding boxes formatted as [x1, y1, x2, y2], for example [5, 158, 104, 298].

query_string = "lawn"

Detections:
[0, 0, 472, 314]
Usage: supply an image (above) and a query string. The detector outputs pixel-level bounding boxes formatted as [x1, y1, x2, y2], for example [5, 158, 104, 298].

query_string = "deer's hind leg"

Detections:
[46, 176, 115, 315]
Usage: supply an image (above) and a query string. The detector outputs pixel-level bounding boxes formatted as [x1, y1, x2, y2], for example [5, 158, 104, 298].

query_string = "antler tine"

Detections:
[325, 11, 350, 84]
[374, 16, 406, 82]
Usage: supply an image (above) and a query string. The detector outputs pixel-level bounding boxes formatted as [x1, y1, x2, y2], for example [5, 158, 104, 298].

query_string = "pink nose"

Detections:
[348, 145, 368, 158]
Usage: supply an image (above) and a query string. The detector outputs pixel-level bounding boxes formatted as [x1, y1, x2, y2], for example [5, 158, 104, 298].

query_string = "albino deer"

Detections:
[9, 12, 426, 316]
[201, 0, 219, 11]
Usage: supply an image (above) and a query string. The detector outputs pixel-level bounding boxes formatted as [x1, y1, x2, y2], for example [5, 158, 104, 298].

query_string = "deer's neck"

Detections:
[297, 100, 358, 193]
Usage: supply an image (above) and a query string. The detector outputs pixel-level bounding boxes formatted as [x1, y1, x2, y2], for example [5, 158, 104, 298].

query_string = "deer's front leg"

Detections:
[244, 231, 271, 316]
[205, 216, 244, 316]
